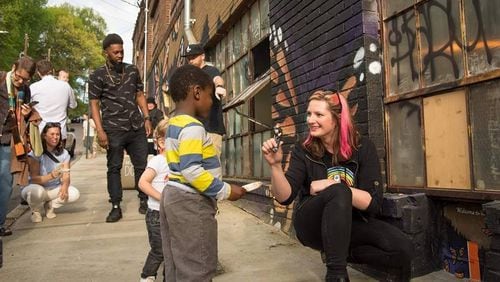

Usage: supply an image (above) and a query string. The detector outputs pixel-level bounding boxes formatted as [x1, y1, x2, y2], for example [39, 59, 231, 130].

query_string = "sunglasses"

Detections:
[12, 71, 31, 83]
[318, 90, 342, 113]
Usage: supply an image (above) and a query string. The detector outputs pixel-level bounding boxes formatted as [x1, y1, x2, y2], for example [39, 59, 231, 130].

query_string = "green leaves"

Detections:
[0, 1, 106, 81]
[0, 1, 107, 117]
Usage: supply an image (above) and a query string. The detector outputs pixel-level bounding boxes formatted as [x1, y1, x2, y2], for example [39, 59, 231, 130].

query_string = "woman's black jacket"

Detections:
[281, 136, 383, 217]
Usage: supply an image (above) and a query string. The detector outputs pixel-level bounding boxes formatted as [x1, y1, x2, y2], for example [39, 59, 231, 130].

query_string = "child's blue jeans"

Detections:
[141, 209, 164, 279]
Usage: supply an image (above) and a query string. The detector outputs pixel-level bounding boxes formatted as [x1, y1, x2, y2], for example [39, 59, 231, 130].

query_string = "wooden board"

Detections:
[423, 90, 471, 189]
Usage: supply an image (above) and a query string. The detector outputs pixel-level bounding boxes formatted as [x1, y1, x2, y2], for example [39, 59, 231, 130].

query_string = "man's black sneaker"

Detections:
[138, 199, 147, 215]
[0, 227, 12, 236]
[106, 205, 122, 222]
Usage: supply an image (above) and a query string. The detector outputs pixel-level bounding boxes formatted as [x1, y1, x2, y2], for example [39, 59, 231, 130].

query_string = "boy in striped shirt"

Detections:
[160, 65, 246, 281]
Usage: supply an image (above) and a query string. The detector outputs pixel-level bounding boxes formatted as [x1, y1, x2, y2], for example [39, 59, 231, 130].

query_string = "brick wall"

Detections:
[133, 0, 387, 237]
[270, 0, 384, 147]
[265, 0, 386, 233]
[133, 0, 172, 91]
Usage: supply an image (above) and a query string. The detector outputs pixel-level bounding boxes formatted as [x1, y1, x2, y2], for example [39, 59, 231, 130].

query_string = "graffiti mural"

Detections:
[388, 0, 500, 93]
[439, 203, 489, 280]
[267, 0, 383, 234]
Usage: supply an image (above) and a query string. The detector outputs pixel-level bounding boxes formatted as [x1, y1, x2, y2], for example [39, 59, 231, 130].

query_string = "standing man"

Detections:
[182, 44, 226, 157]
[30, 60, 77, 143]
[0, 56, 36, 236]
[89, 33, 152, 222]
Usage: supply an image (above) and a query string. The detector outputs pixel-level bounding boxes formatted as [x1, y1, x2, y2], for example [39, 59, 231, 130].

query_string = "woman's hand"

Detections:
[51, 166, 63, 179]
[262, 138, 283, 166]
[58, 187, 69, 201]
[310, 179, 336, 195]
[20, 104, 32, 116]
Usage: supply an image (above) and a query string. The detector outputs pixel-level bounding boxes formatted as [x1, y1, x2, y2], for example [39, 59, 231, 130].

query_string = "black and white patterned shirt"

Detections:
[88, 63, 144, 132]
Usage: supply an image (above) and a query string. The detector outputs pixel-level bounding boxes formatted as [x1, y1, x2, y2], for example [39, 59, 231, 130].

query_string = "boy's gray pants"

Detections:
[160, 186, 218, 282]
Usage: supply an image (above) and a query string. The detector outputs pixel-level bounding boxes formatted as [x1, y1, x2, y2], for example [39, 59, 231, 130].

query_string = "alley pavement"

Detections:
[1, 152, 454, 281]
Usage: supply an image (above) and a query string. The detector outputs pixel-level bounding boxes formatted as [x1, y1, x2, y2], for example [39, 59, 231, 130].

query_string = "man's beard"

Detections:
[110, 60, 124, 73]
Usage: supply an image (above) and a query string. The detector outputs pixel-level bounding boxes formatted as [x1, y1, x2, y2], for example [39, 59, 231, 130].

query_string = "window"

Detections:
[464, 1, 500, 75]
[384, 0, 500, 95]
[470, 80, 500, 190]
[383, 0, 500, 195]
[387, 99, 425, 187]
[213, 0, 271, 180]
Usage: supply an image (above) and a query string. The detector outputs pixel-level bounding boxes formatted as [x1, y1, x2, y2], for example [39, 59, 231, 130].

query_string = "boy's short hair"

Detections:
[169, 64, 213, 102]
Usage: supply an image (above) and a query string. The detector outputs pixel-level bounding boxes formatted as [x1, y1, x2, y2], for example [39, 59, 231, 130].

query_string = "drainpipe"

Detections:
[143, 0, 149, 93]
[184, 0, 197, 44]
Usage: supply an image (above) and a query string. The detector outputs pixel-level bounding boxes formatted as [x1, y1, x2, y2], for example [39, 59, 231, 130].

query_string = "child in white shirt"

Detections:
[138, 119, 169, 282]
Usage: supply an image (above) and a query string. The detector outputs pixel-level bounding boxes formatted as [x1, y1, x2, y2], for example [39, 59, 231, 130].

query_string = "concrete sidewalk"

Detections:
[0, 154, 453, 281]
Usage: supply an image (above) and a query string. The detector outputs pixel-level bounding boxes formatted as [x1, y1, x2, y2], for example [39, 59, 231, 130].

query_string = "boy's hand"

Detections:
[227, 184, 246, 201]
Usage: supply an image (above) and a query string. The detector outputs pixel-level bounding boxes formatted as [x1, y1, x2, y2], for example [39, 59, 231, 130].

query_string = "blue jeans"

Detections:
[105, 128, 148, 204]
[141, 209, 164, 279]
[0, 146, 13, 228]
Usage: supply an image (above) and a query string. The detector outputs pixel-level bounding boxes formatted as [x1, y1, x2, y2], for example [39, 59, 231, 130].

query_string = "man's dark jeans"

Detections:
[142, 209, 164, 279]
[106, 128, 148, 204]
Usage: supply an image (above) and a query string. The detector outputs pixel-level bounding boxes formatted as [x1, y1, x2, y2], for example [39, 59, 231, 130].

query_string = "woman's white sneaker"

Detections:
[45, 201, 57, 219]
[31, 211, 42, 223]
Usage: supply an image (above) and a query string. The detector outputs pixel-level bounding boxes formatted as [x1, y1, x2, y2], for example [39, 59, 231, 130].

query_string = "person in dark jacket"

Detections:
[146, 97, 164, 155]
[262, 90, 412, 282]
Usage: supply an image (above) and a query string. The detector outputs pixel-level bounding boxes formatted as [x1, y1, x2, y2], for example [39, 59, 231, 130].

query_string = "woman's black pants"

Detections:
[293, 184, 413, 280]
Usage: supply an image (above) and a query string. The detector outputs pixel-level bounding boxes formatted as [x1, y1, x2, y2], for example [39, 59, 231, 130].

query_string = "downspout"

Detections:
[143, 0, 149, 93]
[184, 0, 197, 44]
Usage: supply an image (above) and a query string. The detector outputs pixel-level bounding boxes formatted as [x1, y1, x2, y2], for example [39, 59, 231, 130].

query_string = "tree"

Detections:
[40, 4, 108, 119]
[0, 2, 106, 103]
[0, 0, 49, 69]
[40, 4, 106, 82]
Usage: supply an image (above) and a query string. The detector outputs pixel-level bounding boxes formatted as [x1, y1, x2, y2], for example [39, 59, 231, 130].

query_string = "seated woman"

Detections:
[22, 122, 80, 223]
[262, 90, 413, 282]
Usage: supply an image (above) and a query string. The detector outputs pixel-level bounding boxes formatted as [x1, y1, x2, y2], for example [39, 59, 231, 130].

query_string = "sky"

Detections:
[47, 0, 140, 63]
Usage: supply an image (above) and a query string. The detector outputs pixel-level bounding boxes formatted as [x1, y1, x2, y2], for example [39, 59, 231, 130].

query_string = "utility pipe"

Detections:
[184, 0, 197, 44]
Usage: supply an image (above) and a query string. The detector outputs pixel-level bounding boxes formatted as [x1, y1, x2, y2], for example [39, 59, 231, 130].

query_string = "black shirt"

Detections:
[149, 107, 164, 130]
[88, 63, 144, 132]
[202, 65, 226, 135]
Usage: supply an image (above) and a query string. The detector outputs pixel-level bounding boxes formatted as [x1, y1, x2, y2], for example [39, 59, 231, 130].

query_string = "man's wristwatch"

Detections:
[144, 115, 151, 121]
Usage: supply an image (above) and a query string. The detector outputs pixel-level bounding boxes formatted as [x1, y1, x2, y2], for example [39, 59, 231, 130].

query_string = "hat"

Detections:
[102, 33, 123, 50]
[146, 97, 156, 105]
[181, 44, 204, 57]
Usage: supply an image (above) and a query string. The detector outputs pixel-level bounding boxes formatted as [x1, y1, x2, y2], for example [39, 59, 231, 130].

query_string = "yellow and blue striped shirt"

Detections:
[165, 114, 230, 200]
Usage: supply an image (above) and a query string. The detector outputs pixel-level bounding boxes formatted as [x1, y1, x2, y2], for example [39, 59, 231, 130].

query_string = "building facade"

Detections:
[133, 0, 500, 279]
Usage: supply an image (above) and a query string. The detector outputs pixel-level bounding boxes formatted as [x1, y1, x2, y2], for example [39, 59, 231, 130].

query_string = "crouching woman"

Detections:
[21, 122, 80, 222]
[262, 90, 413, 282]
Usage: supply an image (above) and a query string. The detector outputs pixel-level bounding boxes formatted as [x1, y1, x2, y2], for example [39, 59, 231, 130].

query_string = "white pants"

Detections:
[21, 184, 80, 212]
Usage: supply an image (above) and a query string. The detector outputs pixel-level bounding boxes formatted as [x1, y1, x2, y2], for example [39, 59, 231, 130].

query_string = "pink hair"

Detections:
[338, 94, 353, 159]
[303, 90, 356, 161]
